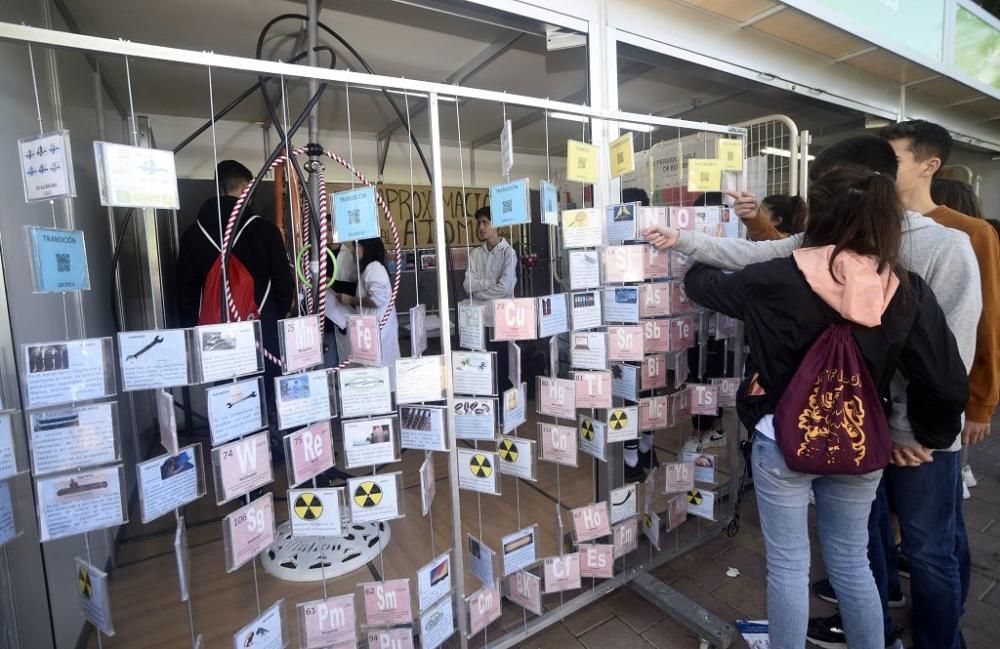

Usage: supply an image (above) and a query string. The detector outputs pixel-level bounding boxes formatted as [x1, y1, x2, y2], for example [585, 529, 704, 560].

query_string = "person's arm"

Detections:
[682, 262, 754, 320]
[963, 224, 1000, 438]
[474, 246, 518, 300]
[896, 276, 970, 450]
[650, 226, 803, 271]
[347, 264, 391, 310]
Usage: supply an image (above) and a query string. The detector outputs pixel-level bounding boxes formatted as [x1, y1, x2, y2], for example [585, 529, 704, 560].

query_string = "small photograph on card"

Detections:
[343, 417, 399, 469]
[400, 405, 448, 452]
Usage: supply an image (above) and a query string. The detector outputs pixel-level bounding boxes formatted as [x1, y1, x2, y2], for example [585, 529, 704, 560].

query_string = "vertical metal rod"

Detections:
[306, 0, 321, 319]
[428, 93, 468, 648]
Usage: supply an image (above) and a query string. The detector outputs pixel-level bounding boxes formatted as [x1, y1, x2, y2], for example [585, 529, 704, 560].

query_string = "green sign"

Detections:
[816, 0, 945, 61]
[954, 6, 1000, 90]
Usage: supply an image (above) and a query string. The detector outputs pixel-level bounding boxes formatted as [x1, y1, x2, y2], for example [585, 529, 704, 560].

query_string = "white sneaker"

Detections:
[963, 465, 978, 488]
[963, 482, 971, 500]
[680, 436, 703, 454]
[700, 430, 726, 449]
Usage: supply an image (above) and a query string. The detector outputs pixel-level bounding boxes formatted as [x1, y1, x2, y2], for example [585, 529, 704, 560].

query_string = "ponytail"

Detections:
[804, 164, 905, 283]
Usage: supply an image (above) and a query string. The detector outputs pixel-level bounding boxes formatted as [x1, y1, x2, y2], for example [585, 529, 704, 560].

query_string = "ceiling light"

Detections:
[549, 111, 590, 124]
[760, 147, 815, 161]
[617, 121, 655, 133]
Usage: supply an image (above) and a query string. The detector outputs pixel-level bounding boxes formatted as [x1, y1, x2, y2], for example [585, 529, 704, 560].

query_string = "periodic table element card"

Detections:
[642, 318, 670, 354]
[574, 371, 612, 409]
[222, 493, 276, 572]
[636, 206, 667, 232]
[644, 245, 670, 280]
[607, 325, 644, 361]
[297, 594, 357, 649]
[493, 298, 538, 342]
[639, 395, 669, 431]
[537, 376, 576, 419]
[603, 245, 645, 283]
[639, 283, 671, 318]
[537, 294, 570, 338]
[668, 207, 695, 231]
[538, 422, 578, 467]
[603, 287, 641, 324]
[668, 315, 697, 352]
[641, 353, 668, 391]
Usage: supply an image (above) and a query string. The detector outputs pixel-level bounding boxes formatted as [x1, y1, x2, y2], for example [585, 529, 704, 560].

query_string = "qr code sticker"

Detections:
[348, 208, 360, 224]
[56, 253, 70, 272]
[617, 152, 625, 163]
[577, 158, 587, 169]
[502, 200, 512, 214]
[699, 172, 709, 182]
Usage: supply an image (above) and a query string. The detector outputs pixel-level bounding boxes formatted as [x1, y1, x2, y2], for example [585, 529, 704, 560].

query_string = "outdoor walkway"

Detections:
[521, 414, 1000, 649]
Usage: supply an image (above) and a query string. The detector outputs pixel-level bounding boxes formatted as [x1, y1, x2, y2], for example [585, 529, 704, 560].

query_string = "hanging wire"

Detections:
[123, 56, 140, 147]
[278, 74, 306, 318]
[83, 533, 104, 649]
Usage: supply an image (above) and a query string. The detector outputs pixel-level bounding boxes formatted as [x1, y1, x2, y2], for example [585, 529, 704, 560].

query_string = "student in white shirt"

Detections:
[324, 242, 358, 366]
[337, 237, 401, 389]
[463, 206, 518, 391]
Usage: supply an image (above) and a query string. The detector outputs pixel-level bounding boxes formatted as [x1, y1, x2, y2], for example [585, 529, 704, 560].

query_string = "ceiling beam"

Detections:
[376, 31, 525, 143]
[832, 46, 878, 64]
[469, 62, 654, 149]
[740, 5, 787, 28]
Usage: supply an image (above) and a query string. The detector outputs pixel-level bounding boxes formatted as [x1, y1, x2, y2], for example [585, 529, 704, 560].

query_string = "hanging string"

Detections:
[278, 75, 307, 317]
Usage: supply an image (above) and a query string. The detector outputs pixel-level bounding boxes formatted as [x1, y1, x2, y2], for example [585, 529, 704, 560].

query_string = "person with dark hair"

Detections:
[760, 194, 806, 235]
[643, 134, 983, 649]
[650, 163, 967, 649]
[463, 205, 518, 391]
[931, 178, 984, 219]
[337, 237, 400, 388]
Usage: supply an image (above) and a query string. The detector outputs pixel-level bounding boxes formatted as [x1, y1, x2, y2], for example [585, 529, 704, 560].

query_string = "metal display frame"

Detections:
[0, 18, 749, 649]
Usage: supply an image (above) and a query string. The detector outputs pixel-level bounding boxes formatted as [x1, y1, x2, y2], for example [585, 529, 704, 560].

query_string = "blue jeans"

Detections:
[887, 450, 970, 649]
[867, 477, 902, 635]
[752, 434, 883, 649]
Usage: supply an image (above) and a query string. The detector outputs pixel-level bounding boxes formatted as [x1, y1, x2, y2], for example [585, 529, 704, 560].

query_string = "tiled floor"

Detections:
[518, 415, 1000, 648]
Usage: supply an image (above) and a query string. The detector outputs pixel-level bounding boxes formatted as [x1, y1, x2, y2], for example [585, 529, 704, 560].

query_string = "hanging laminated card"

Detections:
[565, 140, 599, 184]
[609, 483, 637, 524]
[297, 594, 357, 649]
[507, 570, 542, 615]
[489, 178, 530, 227]
[420, 453, 436, 515]
[401, 405, 448, 452]
[453, 397, 497, 441]
[193, 321, 263, 384]
[338, 365, 394, 419]
[348, 471, 404, 523]
[274, 369, 335, 431]
[333, 186, 379, 242]
[409, 303, 428, 357]
[501, 526, 537, 576]
[538, 422, 578, 467]
[21, 337, 115, 410]
[561, 208, 602, 249]
[452, 351, 496, 396]
[232, 600, 285, 649]
[28, 403, 119, 476]
[603, 287, 640, 324]
[137, 443, 205, 523]
[537, 376, 576, 419]
[568, 249, 601, 290]
[360, 578, 413, 627]
[93, 141, 179, 210]
[27, 226, 90, 293]
[609, 133, 636, 179]
[605, 202, 638, 243]
[278, 314, 323, 374]
[205, 376, 267, 446]
[289, 487, 345, 538]
[468, 534, 497, 588]
[537, 294, 570, 338]
[75, 558, 115, 636]
[417, 551, 454, 613]
[457, 448, 500, 495]
[578, 414, 607, 462]
[605, 405, 638, 443]
[19, 130, 76, 202]
[284, 421, 336, 486]
[36, 465, 126, 542]
[571, 331, 607, 371]
[543, 553, 581, 593]
[497, 435, 536, 481]
[211, 431, 273, 505]
[395, 355, 446, 405]
[343, 416, 400, 469]
[467, 580, 502, 636]
[348, 314, 382, 366]
[607, 325, 644, 362]
[603, 245, 645, 283]
[222, 493, 276, 572]
[540, 180, 559, 226]
[418, 593, 455, 649]
[492, 298, 537, 342]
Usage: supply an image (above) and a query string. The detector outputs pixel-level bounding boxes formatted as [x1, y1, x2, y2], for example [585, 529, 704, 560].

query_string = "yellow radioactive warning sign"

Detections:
[609, 409, 628, 430]
[498, 439, 519, 462]
[687, 489, 703, 505]
[470, 453, 493, 478]
[294, 492, 324, 520]
[78, 567, 92, 599]
[580, 419, 595, 441]
[354, 481, 383, 508]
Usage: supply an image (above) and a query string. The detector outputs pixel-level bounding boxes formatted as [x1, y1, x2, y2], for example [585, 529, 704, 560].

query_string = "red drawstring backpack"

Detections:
[197, 216, 271, 325]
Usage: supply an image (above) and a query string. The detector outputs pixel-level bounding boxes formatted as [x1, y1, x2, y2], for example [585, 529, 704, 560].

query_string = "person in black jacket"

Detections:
[647, 164, 967, 649]
[176, 160, 294, 452]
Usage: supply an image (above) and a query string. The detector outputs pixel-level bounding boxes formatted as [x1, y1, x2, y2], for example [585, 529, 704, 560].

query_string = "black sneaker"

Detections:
[811, 578, 907, 608]
[624, 461, 646, 483]
[806, 614, 903, 649]
[638, 447, 661, 469]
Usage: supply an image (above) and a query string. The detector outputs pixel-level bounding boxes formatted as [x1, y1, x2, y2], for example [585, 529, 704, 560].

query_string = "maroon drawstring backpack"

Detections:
[773, 324, 891, 474]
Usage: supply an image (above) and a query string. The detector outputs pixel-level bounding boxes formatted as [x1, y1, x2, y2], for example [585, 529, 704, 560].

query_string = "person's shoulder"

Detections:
[928, 205, 988, 235]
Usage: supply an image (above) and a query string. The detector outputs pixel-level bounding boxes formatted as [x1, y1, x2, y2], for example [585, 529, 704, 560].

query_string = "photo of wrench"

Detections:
[126, 335, 165, 361]
[226, 391, 257, 409]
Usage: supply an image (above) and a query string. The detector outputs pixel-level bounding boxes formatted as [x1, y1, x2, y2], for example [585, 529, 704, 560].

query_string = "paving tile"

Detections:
[578, 617, 653, 649]
[562, 601, 614, 636]
[731, 523, 767, 556]
[517, 622, 586, 649]
[981, 578, 1000, 607]
[641, 615, 702, 649]
[605, 587, 665, 633]
[670, 577, 747, 626]
[715, 545, 767, 583]
[967, 528, 1000, 580]
[712, 575, 767, 619]
[692, 534, 737, 560]
[968, 568, 997, 602]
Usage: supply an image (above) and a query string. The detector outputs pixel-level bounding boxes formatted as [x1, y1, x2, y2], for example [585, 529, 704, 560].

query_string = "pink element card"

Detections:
[285, 421, 335, 487]
[223, 494, 275, 572]
[644, 245, 670, 279]
[669, 251, 692, 277]
[543, 554, 581, 593]
[366, 628, 413, 649]
[214, 431, 272, 504]
[642, 319, 670, 353]
[671, 388, 692, 424]
[571, 502, 612, 542]
[361, 579, 412, 626]
[492, 299, 538, 342]
[636, 206, 667, 232]
[348, 315, 382, 366]
[607, 326, 644, 361]
[668, 315, 696, 352]
[537, 377, 576, 419]
[467, 581, 502, 636]
[712, 377, 739, 408]
[640, 283, 671, 318]
[668, 280, 695, 314]
[579, 544, 614, 579]
[539, 423, 577, 467]
[612, 518, 638, 558]
[574, 371, 612, 409]
[690, 384, 719, 416]
[508, 571, 542, 615]
[639, 396, 669, 431]
[664, 461, 695, 493]
[666, 494, 688, 531]
[299, 594, 356, 648]
[668, 207, 695, 230]
[603, 246, 645, 283]
[641, 354, 667, 391]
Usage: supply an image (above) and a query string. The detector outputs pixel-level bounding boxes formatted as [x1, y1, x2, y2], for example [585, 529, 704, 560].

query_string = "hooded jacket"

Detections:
[683, 247, 968, 450]
[672, 211, 981, 451]
[175, 196, 294, 339]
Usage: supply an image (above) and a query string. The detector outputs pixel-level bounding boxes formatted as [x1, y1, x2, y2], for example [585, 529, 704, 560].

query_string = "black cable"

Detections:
[255, 13, 433, 183]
